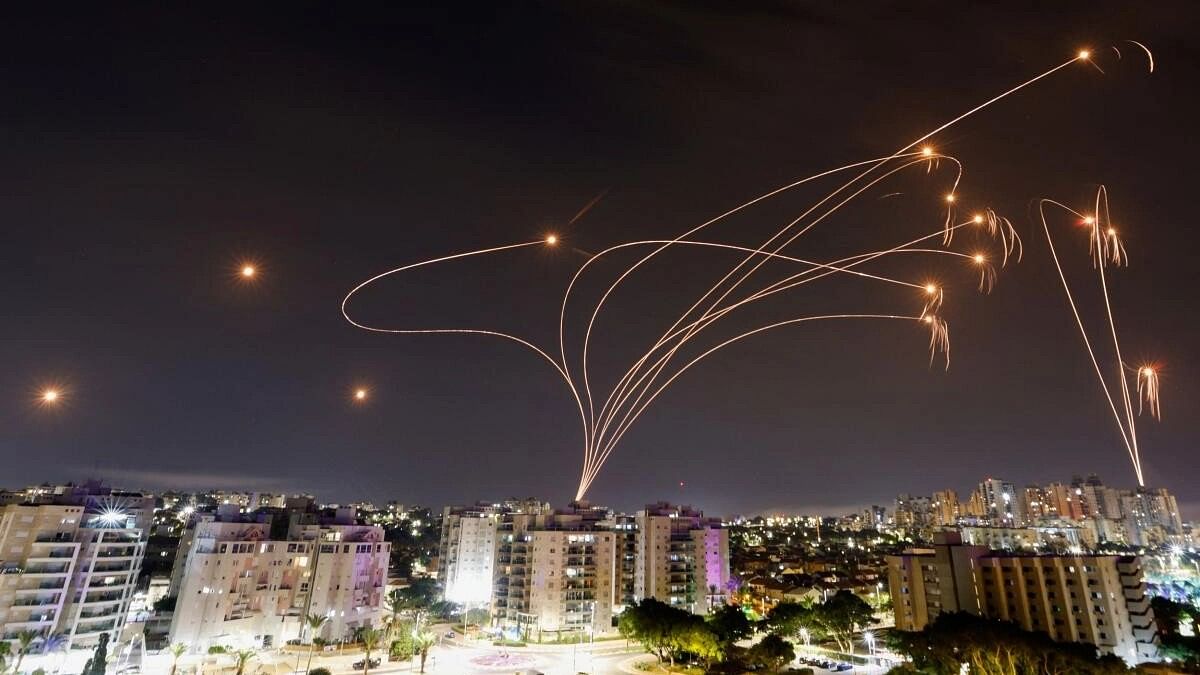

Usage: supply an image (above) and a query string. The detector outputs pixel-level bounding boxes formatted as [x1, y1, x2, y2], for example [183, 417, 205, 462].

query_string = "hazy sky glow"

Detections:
[3, 3, 1197, 517]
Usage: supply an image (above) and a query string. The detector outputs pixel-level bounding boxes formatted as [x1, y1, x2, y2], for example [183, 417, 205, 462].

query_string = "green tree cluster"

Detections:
[1152, 596, 1200, 671]
[766, 590, 874, 654]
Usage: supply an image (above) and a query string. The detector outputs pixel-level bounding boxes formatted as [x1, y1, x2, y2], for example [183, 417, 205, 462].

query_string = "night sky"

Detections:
[4, 2, 1198, 518]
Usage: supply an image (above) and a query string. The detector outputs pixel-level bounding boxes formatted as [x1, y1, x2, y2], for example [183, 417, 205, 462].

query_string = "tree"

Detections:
[765, 601, 818, 640]
[1152, 597, 1200, 670]
[392, 578, 439, 615]
[747, 633, 795, 673]
[232, 648, 256, 675]
[82, 633, 109, 675]
[308, 669, 332, 675]
[14, 630, 43, 674]
[0, 641, 11, 673]
[303, 613, 330, 674]
[707, 603, 753, 647]
[678, 622, 723, 671]
[412, 631, 436, 674]
[357, 628, 383, 675]
[618, 598, 709, 668]
[810, 591, 873, 654]
[167, 643, 187, 675]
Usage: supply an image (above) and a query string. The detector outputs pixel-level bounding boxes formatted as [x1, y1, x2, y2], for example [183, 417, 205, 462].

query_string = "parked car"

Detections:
[352, 657, 381, 670]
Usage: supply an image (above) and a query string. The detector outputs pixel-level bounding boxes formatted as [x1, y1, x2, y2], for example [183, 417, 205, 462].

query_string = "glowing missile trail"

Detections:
[1038, 188, 1162, 487]
[340, 47, 1153, 501]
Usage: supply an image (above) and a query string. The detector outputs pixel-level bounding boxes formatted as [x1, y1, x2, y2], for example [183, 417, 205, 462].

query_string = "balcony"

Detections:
[27, 551, 76, 561]
[11, 598, 60, 607]
[77, 610, 121, 622]
[15, 583, 66, 593]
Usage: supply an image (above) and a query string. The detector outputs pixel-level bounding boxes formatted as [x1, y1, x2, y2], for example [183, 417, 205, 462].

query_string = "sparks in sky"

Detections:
[1039, 186, 1163, 487]
[342, 46, 1155, 500]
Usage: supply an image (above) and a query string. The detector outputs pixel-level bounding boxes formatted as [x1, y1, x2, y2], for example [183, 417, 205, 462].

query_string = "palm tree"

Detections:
[13, 629, 42, 673]
[232, 648, 256, 675]
[357, 628, 382, 675]
[303, 613, 329, 674]
[412, 631, 437, 674]
[167, 643, 187, 675]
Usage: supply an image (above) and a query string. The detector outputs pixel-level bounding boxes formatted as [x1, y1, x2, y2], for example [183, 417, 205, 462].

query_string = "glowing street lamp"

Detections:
[240, 264, 256, 278]
[42, 389, 59, 404]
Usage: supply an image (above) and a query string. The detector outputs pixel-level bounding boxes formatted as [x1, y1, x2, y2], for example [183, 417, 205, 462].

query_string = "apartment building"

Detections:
[438, 499, 548, 606]
[492, 502, 618, 637]
[634, 503, 729, 615]
[168, 503, 389, 650]
[444, 499, 730, 638]
[0, 483, 152, 652]
[887, 532, 1158, 665]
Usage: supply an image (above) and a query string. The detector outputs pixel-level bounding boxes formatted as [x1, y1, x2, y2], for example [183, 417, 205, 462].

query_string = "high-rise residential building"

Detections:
[977, 478, 1022, 526]
[439, 505, 501, 605]
[168, 502, 389, 650]
[492, 502, 617, 638]
[1020, 485, 1049, 523]
[894, 495, 932, 534]
[482, 500, 730, 637]
[931, 490, 960, 527]
[634, 503, 729, 615]
[1121, 488, 1184, 546]
[0, 483, 152, 652]
[887, 532, 1157, 665]
[1045, 482, 1084, 521]
[438, 499, 549, 606]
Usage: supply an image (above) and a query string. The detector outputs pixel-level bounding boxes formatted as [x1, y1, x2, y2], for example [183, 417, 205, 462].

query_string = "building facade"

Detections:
[634, 503, 730, 615]
[0, 483, 152, 652]
[168, 504, 389, 650]
[887, 532, 1158, 665]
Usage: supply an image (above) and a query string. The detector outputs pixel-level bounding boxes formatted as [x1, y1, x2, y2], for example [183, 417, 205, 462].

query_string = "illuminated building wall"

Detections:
[0, 485, 152, 652]
[888, 531, 1158, 665]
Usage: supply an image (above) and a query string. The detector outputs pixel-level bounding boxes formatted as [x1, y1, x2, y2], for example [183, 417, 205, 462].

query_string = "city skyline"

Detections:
[3, 3, 1198, 516]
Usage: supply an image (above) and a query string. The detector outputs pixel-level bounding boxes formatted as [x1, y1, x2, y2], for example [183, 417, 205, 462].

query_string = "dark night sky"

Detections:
[3, 2, 1197, 518]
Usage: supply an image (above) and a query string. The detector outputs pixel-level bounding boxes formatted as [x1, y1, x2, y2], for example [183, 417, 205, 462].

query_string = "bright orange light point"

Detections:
[945, 194, 955, 203]
[545, 235, 558, 245]
[924, 283, 937, 295]
[973, 253, 986, 264]
[354, 389, 368, 401]
[241, 265, 256, 278]
[1078, 49, 1090, 60]
[1107, 228, 1116, 236]
[973, 214, 984, 224]
[923, 316, 934, 324]
[1141, 367, 1155, 376]
[921, 147, 933, 157]
[1083, 216, 1095, 225]
[42, 390, 59, 403]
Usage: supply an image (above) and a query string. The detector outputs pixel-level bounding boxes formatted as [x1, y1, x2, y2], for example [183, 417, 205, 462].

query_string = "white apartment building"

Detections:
[0, 485, 151, 653]
[492, 503, 618, 638]
[446, 500, 731, 638]
[169, 506, 389, 651]
[439, 506, 502, 605]
[635, 503, 729, 614]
